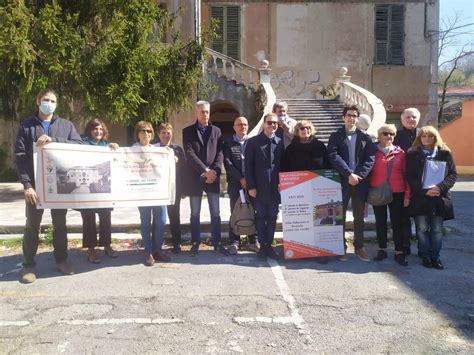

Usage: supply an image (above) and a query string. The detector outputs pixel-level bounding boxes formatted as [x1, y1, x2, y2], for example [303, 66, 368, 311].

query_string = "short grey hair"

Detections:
[401, 107, 420, 119]
[272, 101, 288, 112]
[196, 100, 210, 109]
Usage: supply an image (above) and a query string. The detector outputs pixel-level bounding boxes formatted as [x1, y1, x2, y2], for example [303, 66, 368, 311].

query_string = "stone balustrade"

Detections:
[205, 48, 259, 90]
[336, 67, 386, 136]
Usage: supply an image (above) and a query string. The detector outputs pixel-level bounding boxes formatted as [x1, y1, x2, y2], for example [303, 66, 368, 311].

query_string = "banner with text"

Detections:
[34, 143, 175, 209]
[279, 170, 344, 259]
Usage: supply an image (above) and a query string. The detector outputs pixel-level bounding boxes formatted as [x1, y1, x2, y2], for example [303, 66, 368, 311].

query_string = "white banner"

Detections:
[34, 143, 175, 209]
[279, 170, 344, 259]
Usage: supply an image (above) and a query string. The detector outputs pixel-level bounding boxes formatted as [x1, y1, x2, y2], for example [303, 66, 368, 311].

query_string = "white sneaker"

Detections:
[228, 243, 239, 255]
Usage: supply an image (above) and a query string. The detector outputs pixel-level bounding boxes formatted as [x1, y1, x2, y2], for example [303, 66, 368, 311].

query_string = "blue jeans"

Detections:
[190, 192, 221, 246]
[415, 215, 443, 259]
[138, 206, 164, 254]
[254, 199, 279, 246]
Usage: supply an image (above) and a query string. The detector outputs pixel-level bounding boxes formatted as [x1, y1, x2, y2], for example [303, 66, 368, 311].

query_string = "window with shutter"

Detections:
[375, 4, 405, 65]
[210, 6, 241, 60]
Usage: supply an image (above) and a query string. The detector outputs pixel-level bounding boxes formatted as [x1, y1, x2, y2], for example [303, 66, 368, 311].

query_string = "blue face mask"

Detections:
[39, 101, 57, 115]
[277, 115, 286, 122]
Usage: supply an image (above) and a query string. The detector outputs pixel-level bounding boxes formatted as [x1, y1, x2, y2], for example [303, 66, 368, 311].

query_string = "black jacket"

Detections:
[406, 147, 457, 220]
[281, 136, 330, 172]
[327, 126, 375, 201]
[182, 122, 223, 195]
[223, 136, 247, 185]
[394, 127, 418, 152]
[245, 132, 284, 204]
[14, 113, 83, 189]
[168, 143, 186, 196]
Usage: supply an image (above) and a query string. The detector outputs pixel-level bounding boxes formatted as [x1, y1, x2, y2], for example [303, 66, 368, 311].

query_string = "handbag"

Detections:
[230, 189, 256, 236]
[367, 158, 394, 206]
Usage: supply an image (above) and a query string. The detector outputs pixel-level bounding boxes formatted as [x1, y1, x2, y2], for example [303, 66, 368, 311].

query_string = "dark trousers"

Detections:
[167, 197, 181, 245]
[228, 183, 256, 245]
[342, 185, 365, 250]
[80, 209, 112, 248]
[23, 203, 68, 267]
[254, 199, 279, 246]
[401, 207, 416, 250]
[373, 192, 404, 252]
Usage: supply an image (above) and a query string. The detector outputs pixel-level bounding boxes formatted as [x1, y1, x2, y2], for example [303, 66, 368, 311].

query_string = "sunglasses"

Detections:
[266, 121, 278, 125]
[382, 132, 395, 137]
[139, 129, 153, 134]
[299, 126, 311, 131]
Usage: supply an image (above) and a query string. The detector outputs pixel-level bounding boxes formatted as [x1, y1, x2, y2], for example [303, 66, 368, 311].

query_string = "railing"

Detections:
[205, 48, 259, 90]
[335, 67, 386, 136]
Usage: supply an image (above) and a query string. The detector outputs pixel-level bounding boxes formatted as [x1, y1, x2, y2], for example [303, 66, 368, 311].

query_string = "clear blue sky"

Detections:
[439, 0, 473, 63]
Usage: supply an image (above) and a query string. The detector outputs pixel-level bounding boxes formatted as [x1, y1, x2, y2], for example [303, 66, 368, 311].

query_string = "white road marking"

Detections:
[233, 258, 313, 343]
[0, 320, 30, 326]
[58, 318, 183, 325]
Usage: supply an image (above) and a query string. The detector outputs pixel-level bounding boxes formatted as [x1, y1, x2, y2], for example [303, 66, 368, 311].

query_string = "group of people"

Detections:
[14, 89, 457, 284]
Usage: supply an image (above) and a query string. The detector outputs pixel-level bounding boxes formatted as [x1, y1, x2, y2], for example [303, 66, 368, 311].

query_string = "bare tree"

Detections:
[435, 12, 474, 122]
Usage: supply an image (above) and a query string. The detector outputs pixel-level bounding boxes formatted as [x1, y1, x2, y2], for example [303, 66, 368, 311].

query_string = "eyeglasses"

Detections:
[266, 121, 278, 126]
[299, 126, 311, 131]
[139, 129, 153, 134]
[382, 132, 395, 137]
[345, 113, 358, 118]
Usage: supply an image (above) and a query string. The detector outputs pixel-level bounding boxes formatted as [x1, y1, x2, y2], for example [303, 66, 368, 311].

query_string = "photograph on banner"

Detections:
[35, 143, 175, 209]
[279, 169, 344, 259]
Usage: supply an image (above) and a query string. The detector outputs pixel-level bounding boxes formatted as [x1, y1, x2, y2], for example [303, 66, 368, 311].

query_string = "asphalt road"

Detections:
[0, 180, 473, 354]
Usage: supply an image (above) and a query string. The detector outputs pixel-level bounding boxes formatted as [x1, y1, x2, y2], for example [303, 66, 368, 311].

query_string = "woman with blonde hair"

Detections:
[406, 126, 457, 270]
[369, 124, 410, 266]
[281, 120, 330, 173]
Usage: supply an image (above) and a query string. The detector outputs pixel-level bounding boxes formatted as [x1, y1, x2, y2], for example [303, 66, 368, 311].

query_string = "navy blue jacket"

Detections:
[394, 127, 418, 152]
[14, 113, 83, 189]
[327, 126, 375, 201]
[244, 132, 284, 204]
[182, 122, 223, 195]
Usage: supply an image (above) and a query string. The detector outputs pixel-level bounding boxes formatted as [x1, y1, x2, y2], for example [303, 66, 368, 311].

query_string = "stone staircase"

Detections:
[281, 99, 345, 143]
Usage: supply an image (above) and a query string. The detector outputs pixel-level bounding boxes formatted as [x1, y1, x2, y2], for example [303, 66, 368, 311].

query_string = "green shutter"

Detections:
[375, 4, 404, 65]
[210, 5, 240, 60]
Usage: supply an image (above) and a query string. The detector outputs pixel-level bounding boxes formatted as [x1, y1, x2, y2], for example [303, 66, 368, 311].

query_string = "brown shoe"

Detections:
[154, 250, 171, 262]
[21, 267, 36, 284]
[87, 248, 101, 264]
[354, 248, 370, 262]
[104, 246, 119, 258]
[56, 261, 75, 275]
[144, 253, 155, 267]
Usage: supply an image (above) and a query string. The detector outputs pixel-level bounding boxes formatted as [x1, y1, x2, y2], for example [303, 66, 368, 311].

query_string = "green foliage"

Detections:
[0, 0, 210, 125]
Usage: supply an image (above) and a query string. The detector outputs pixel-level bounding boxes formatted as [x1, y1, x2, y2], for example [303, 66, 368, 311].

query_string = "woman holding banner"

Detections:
[80, 118, 119, 263]
[281, 119, 330, 263]
[133, 121, 171, 266]
[406, 126, 457, 270]
[280, 120, 330, 173]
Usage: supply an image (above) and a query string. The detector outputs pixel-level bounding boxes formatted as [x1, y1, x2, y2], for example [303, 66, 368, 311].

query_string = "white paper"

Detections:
[422, 160, 446, 189]
[239, 189, 246, 203]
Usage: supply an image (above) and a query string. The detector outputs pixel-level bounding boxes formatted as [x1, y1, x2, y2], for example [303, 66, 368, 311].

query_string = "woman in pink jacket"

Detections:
[369, 124, 410, 266]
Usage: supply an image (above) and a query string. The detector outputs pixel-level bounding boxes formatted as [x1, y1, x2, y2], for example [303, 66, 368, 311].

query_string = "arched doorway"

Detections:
[210, 101, 241, 141]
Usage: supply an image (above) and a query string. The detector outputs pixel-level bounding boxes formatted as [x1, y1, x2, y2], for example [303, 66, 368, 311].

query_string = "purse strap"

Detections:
[385, 157, 395, 182]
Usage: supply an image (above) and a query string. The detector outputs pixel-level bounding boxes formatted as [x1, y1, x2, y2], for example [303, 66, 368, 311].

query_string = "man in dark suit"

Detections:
[223, 116, 258, 254]
[394, 107, 420, 255]
[245, 113, 284, 259]
[182, 101, 227, 256]
[328, 105, 375, 262]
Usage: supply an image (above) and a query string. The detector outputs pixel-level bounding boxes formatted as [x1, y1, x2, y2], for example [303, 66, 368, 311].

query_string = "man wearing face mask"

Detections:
[14, 89, 83, 283]
[272, 102, 297, 148]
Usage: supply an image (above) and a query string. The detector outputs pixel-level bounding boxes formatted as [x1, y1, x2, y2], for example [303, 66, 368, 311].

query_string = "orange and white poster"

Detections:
[279, 170, 344, 259]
